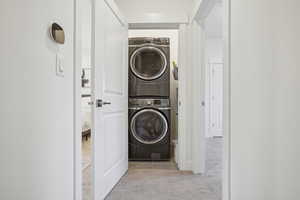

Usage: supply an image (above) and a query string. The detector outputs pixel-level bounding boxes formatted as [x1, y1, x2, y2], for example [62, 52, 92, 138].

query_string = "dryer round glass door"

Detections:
[130, 46, 167, 80]
[131, 109, 168, 144]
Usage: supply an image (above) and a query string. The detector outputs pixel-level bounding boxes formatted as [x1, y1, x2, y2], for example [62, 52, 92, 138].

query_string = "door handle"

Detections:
[96, 99, 111, 108]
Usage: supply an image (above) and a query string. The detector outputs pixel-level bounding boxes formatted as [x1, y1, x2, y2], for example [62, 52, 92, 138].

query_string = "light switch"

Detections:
[56, 54, 64, 77]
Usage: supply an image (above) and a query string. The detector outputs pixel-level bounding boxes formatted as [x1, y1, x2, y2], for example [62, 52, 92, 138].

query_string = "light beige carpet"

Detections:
[105, 138, 223, 200]
[83, 165, 92, 200]
[82, 138, 222, 200]
[82, 138, 92, 170]
[82, 138, 92, 200]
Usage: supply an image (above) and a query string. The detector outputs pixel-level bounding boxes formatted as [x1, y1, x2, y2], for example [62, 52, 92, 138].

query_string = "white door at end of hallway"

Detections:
[209, 63, 223, 137]
[92, 0, 128, 199]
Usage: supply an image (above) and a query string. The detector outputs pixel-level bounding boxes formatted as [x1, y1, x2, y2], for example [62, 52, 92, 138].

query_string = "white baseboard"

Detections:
[173, 140, 179, 165]
[179, 160, 193, 171]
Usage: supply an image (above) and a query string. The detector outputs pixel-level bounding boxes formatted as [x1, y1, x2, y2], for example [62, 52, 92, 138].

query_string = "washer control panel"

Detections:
[129, 98, 170, 108]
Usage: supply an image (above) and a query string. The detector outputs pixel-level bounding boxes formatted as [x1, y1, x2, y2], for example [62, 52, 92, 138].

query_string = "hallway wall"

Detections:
[272, 1, 300, 198]
[230, 0, 277, 199]
[0, 0, 74, 199]
[230, 0, 300, 199]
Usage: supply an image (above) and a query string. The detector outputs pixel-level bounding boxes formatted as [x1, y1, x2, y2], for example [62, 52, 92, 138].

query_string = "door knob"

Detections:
[96, 99, 111, 108]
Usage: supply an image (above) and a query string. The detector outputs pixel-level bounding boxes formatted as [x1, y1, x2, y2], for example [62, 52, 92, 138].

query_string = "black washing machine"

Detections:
[129, 98, 171, 161]
[129, 37, 170, 98]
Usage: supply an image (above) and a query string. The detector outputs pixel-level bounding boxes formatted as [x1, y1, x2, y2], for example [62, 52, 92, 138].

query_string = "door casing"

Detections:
[73, 0, 231, 199]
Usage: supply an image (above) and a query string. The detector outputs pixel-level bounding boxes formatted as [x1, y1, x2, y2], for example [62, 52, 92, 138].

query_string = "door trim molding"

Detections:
[73, 0, 231, 199]
[74, 0, 82, 199]
[177, 24, 189, 171]
[178, 22, 207, 174]
[189, 0, 231, 200]
[191, 20, 206, 174]
[223, 0, 231, 199]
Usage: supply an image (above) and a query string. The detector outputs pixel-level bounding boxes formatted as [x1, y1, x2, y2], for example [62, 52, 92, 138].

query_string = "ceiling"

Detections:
[114, 0, 194, 13]
[114, 0, 223, 35]
[114, 0, 194, 24]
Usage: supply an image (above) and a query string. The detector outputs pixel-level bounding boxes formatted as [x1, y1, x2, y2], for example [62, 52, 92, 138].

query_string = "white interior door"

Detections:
[92, 0, 128, 199]
[209, 62, 223, 137]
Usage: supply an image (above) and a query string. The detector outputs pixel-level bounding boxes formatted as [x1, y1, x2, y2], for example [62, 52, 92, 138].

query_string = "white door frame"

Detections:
[74, 0, 231, 199]
[74, 0, 83, 199]
[189, 0, 231, 199]
[177, 23, 190, 171]
[177, 22, 206, 173]
[222, 0, 231, 199]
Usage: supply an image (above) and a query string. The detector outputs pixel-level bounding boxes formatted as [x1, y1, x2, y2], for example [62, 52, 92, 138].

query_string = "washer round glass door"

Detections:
[130, 46, 167, 80]
[131, 109, 168, 144]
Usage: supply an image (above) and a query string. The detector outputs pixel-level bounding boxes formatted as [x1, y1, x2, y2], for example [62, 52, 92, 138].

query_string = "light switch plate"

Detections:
[56, 54, 64, 77]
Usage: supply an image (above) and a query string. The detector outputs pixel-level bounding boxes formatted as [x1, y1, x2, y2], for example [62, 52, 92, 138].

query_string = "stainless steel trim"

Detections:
[130, 46, 167, 81]
[157, 107, 171, 110]
[129, 44, 169, 48]
[128, 107, 140, 110]
[129, 107, 171, 110]
[128, 98, 170, 104]
[130, 109, 168, 145]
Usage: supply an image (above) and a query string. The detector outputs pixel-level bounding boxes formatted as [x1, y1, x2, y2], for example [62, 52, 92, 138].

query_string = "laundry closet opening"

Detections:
[76, 0, 226, 199]
[128, 30, 179, 168]
[104, 24, 224, 199]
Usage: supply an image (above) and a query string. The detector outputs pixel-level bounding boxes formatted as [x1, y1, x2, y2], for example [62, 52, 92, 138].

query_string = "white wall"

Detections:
[230, 0, 300, 199]
[272, 1, 300, 199]
[128, 29, 179, 141]
[204, 3, 223, 38]
[205, 38, 223, 63]
[0, 1, 74, 200]
[177, 24, 191, 170]
[115, 0, 193, 24]
[230, 0, 277, 198]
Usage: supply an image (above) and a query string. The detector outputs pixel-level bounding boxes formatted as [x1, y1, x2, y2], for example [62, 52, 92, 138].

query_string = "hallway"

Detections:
[105, 138, 223, 200]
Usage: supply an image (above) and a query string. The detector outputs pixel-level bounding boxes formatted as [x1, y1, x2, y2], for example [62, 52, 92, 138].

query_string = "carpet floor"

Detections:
[82, 137, 92, 200]
[105, 138, 223, 200]
[82, 138, 92, 170]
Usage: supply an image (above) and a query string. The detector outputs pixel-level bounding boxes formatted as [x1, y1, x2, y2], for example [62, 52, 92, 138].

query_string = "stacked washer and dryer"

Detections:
[128, 38, 171, 161]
